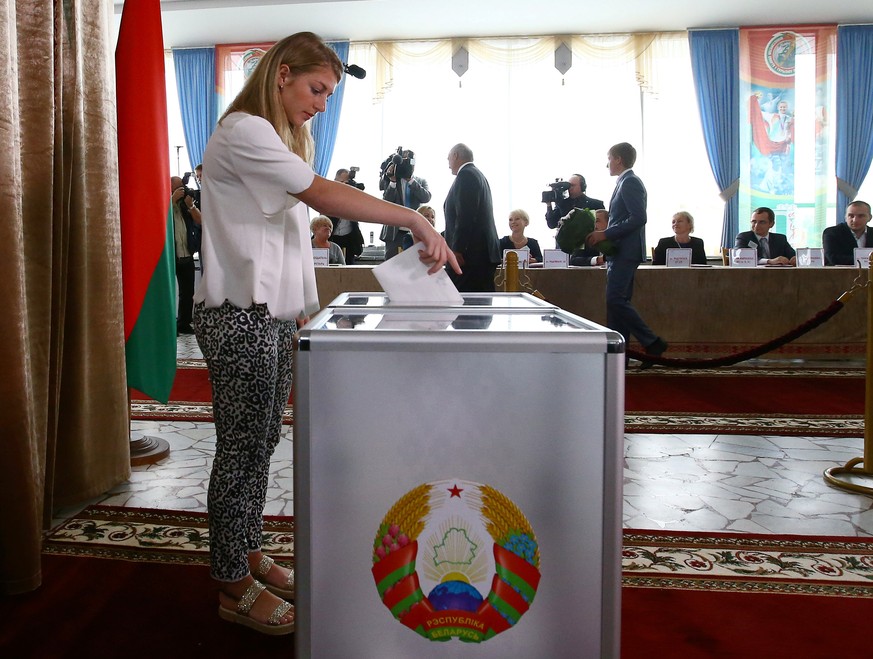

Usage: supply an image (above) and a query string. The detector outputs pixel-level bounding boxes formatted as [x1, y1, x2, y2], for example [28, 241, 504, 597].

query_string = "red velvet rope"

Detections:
[625, 300, 846, 369]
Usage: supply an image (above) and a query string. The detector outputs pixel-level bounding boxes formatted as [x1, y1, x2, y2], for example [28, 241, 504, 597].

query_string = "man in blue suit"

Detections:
[586, 142, 666, 365]
[734, 207, 796, 265]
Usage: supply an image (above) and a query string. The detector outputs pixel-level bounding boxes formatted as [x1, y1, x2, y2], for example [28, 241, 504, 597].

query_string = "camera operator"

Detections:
[544, 173, 604, 230]
[379, 147, 431, 260]
[328, 168, 365, 264]
[170, 175, 201, 335]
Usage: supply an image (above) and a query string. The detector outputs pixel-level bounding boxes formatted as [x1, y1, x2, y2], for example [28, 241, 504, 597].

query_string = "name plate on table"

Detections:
[729, 247, 757, 268]
[543, 249, 568, 268]
[854, 248, 873, 269]
[796, 248, 824, 268]
[665, 248, 692, 268]
[312, 248, 330, 267]
[503, 248, 530, 268]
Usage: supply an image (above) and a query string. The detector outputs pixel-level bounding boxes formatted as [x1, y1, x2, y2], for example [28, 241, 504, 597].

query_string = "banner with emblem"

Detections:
[739, 26, 836, 248]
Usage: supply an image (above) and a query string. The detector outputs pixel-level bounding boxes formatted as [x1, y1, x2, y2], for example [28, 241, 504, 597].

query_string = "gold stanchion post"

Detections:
[823, 254, 873, 495]
[504, 251, 519, 292]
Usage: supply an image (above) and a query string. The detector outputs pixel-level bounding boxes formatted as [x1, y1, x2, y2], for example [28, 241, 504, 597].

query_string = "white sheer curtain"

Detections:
[330, 34, 723, 254]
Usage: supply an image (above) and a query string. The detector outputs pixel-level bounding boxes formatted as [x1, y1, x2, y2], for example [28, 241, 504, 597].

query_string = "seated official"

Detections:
[401, 205, 437, 250]
[569, 209, 608, 266]
[735, 206, 796, 265]
[310, 215, 346, 265]
[652, 211, 707, 265]
[823, 200, 872, 265]
[499, 209, 543, 263]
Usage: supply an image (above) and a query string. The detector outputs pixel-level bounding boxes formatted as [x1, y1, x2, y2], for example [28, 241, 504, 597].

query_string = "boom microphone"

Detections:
[344, 63, 366, 79]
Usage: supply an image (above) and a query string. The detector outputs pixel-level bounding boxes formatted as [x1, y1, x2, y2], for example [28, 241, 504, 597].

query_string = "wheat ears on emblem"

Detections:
[476, 484, 540, 567]
[373, 483, 431, 559]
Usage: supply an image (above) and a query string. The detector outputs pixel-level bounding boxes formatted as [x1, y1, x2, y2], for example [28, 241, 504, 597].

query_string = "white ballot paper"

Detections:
[373, 243, 463, 305]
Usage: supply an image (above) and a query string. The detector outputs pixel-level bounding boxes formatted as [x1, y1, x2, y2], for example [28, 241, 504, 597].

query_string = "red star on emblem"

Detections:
[448, 484, 464, 498]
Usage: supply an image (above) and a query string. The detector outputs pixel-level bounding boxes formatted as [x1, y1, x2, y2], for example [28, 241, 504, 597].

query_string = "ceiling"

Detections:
[116, 0, 872, 48]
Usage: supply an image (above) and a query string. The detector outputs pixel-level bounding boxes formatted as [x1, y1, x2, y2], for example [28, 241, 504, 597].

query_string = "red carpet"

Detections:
[5, 553, 871, 658]
[5, 507, 870, 658]
[141, 365, 863, 414]
[622, 586, 873, 658]
[131, 366, 214, 404]
[130, 365, 863, 435]
[625, 369, 864, 416]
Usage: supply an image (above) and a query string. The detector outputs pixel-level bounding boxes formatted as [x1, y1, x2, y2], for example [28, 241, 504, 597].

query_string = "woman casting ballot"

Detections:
[192, 32, 460, 636]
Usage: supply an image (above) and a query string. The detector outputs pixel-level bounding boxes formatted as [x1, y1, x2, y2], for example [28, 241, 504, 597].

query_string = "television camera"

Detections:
[380, 147, 415, 180]
[346, 166, 365, 190]
[180, 171, 200, 205]
[541, 179, 571, 204]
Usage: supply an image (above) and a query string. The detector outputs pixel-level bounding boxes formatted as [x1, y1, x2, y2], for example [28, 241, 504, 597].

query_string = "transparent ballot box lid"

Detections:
[326, 291, 555, 310]
[299, 307, 624, 354]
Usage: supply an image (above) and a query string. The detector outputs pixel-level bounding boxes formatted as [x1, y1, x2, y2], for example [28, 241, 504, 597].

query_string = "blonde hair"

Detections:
[673, 211, 695, 232]
[310, 215, 332, 233]
[509, 209, 530, 226]
[221, 32, 343, 163]
[417, 205, 436, 226]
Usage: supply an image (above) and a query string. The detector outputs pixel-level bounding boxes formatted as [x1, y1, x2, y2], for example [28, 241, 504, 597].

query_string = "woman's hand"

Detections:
[410, 215, 461, 275]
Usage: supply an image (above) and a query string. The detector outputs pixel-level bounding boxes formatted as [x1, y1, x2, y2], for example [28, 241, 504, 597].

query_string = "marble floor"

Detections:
[52, 334, 873, 536]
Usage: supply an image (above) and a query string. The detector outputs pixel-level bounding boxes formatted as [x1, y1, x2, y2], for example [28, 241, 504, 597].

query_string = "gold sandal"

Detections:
[218, 581, 294, 636]
[253, 555, 295, 599]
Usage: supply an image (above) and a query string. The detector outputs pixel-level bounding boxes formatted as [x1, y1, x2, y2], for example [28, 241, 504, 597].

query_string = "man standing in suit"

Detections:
[823, 200, 872, 265]
[444, 143, 500, 292]
[379, 148, 431, 260]
[586, 142, 666, 364]
[735, 207, 796, 265]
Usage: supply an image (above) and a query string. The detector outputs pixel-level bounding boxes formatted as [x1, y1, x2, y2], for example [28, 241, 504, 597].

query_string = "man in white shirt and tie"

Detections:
[734, 206, 796, 266]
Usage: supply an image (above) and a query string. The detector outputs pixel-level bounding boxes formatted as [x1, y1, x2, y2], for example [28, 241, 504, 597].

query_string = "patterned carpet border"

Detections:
[625, 412, 864, 437]
[130, 402, 293, 425]
[627, 366, 863, 378]
[43, 506, 873, 597]
[42, 506, 293, 566]
[622, 530, 873, 597]
[129, 403, 858, 436]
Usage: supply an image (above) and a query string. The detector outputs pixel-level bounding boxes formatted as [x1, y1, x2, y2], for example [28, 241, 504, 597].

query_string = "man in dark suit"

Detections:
[329, 168, 365, 265]
[735, 207, 796, 265]
[170, 175, 201, 335]
[823, 200, 872, 266]
[585, 142, 666, 363]
[443, 143, 500, 292]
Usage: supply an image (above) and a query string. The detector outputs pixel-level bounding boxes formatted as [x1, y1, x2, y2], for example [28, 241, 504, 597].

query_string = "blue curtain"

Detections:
[836, 25, 873, 222]
[172, 47, 217, 171]
[311, 41, 350, 177]
[689, 30, 740, 248]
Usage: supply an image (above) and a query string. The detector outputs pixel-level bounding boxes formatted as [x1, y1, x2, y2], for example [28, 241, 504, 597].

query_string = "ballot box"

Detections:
[328, 291, 557, 310]
[294, 296, 624, 658]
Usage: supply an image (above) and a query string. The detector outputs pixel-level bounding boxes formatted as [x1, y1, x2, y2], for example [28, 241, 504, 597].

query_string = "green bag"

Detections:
[556, 208, 616, 256]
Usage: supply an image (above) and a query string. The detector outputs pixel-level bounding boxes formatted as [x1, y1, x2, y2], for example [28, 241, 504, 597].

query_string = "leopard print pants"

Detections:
[192, 301, 296, 582]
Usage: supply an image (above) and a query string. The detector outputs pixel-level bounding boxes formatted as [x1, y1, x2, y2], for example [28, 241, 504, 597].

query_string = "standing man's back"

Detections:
[443, 143, 500, 292]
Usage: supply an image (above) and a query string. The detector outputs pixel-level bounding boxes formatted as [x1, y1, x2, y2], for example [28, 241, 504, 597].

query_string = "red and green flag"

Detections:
[116, 0, 177, 403]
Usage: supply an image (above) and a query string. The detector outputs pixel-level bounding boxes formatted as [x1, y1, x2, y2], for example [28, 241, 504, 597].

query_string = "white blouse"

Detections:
[194, 112, 317, 321]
